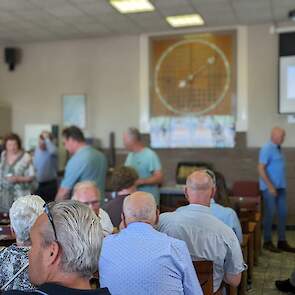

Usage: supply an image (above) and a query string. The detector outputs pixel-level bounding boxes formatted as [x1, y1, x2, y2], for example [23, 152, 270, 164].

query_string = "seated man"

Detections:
[4, 200, 110, 295]
[99, 192, 203, 295]
[104, 166, 138, 228]
[159, 170, 246, 293]
[72, 181, 113, 236]
[275, 268, 295, 293]
[210, 171, 242, 243]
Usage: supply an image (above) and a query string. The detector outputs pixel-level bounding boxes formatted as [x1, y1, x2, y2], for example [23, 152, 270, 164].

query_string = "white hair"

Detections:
[42, 200, 103, 277]
[9, 195, 45, 243]
[123, 193, 156, 223]
[72, 181, 100, 200]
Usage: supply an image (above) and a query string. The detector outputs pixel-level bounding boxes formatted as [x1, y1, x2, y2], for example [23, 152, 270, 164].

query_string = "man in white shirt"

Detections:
[72, 181, 113, 236]
[159, 170, 246, 292]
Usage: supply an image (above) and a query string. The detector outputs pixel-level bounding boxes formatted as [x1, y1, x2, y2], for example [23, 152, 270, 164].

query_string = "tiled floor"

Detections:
[250, 231, 295, 295]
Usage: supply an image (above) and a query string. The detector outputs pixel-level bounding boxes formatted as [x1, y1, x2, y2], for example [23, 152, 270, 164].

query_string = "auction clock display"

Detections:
[150, 33, 235, 117]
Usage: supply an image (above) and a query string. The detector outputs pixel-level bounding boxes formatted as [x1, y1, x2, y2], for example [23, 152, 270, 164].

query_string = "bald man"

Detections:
[99, 192, 202, 295]
[159, 170, 246, 293]
[72, 181, 113, 236]
[258, 127, 295, 253]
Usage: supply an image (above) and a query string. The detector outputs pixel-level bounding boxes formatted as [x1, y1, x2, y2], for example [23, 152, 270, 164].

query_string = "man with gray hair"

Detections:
[4, 200, 110, 295]
[72, 181, 113, 236]
[99, 191, 202, 295]
[159, 170, 246, 293]
[123, 127, 163, 205]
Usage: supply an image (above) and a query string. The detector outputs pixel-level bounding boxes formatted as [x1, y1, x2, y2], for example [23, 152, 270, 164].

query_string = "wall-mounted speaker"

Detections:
[4, 47, 20, 71]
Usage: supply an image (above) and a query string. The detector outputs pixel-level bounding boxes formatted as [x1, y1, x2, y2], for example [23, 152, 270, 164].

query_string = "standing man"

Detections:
[33, 131, 58, 202]
[56, 126, 107, 202]
[123, 127, 163, 205]
[258, 127, 295, 252]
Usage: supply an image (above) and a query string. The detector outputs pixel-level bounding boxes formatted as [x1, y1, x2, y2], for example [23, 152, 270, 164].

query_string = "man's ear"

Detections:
[45, 241, 60, 267]
[155, 208, 160, 225]
[184, 187, 189, 201]
[121, 212, 127, 229]
[211, 187, 217, 200]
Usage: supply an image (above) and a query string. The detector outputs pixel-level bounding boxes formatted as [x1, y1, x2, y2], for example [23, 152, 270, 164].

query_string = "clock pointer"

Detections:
[178, 56, 215, 88]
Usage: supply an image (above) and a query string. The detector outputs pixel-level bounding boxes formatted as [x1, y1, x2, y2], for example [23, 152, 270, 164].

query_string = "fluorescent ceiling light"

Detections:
[166, 14, 205, 28]
[110, 0, 155, 14]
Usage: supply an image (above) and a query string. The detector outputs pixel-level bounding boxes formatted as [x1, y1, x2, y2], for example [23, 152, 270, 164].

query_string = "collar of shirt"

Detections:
[269, 140, 279, 148]
[177, 203, 212, 214]
[126, 222, 154, 232]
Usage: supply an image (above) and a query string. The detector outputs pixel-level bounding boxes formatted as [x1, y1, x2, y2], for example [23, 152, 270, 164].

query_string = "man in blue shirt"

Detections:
[124, 127, 163, 205]
[55, 126, 107, 202]
[210, 199, 243, 244]
[258, 127, 295, 253]
[99, 191, 202, 295]
[33, 131, 58, 202]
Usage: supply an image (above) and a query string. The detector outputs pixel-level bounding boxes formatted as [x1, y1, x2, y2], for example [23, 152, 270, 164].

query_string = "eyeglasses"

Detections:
[43, 203, 58, 241]
[197, 168, 216, 187]
[81, 200, 100, 207]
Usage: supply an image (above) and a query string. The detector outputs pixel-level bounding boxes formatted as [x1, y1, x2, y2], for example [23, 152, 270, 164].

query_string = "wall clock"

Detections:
[154, 38, 231, 116]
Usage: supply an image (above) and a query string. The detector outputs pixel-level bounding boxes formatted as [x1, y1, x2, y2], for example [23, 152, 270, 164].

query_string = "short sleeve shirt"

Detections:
[61, 146, 107, 196]
[125, 147, 161, 203]
[259, 141, 286, 190]
[159, 204, 246, 292]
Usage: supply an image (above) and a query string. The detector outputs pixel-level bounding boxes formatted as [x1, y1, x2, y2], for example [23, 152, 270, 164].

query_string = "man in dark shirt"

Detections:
[3, 200, 110, 295]
[105, 166, 138, 228]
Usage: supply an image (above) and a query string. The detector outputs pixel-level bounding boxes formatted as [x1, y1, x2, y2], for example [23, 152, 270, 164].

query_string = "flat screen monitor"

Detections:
[279, 55, 295, 113]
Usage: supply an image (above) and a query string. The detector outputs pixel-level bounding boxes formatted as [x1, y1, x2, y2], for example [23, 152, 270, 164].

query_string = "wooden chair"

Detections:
[241, 222, 255, 290]
[232, 181, 260, 197]
[193, 261, 214, 295]
[0, 212, 10, 225]
[229, 196, 262, 264]
[238, 234, 249, 295]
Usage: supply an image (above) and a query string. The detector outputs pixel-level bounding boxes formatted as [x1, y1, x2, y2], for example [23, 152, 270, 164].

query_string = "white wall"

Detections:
[0, 35, 140, 148]
[1, 24, 295, 148]
[247, 24, 295, 147]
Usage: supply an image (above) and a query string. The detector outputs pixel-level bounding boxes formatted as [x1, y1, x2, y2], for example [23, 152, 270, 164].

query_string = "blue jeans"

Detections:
[262, 188, 287, 242]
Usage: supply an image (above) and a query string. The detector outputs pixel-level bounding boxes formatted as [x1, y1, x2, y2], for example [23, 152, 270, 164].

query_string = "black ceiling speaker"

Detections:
[4, 47, 21, 71]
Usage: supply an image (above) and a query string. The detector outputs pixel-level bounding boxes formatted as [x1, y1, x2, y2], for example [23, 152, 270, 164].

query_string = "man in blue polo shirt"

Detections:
[258, 127, 295, 253]
[123, 127, 163, 205]
[55, 126, 107, 202]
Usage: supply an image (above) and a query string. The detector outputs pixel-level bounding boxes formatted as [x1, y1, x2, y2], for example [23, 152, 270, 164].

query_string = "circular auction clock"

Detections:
[154, 39, 231, 115]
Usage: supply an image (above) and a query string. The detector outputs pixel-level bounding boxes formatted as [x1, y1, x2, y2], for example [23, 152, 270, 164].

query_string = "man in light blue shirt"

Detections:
[210, 199, 242, 244]
[33, 131, 58, 202]
[56, 126, 107, 202]
[99, 191, 202, 295]
[124, 128, 163, 205]
[159, 170, 246, 293]
[258, 127, 295, 253]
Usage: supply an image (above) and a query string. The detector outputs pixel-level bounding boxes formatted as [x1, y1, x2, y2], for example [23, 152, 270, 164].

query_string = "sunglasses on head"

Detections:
[197, 168, 216, 187]
[43, 203, 58, 242]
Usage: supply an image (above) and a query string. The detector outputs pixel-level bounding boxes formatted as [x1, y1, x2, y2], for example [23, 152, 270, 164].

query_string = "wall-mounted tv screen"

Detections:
[279, 55, 295, 113]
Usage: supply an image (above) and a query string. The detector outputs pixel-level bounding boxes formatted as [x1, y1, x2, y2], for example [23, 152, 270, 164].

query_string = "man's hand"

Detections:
[268, 184, 278, 197]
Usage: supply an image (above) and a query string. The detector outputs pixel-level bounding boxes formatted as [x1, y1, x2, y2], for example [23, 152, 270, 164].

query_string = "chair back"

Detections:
[193, 260, 213, 295]
[232, 181, 260, 197]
